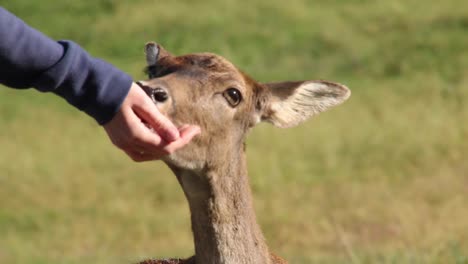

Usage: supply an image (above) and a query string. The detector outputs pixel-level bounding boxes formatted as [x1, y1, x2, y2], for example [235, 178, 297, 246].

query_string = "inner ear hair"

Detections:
[262, 80, 350, 128]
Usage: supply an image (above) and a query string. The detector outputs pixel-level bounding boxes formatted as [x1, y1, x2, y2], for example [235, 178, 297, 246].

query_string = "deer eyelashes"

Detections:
[223, 88, 243, 107]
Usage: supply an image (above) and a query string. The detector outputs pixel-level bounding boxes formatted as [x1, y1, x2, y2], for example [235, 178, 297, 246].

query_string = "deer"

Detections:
[135, 42, 350, 264]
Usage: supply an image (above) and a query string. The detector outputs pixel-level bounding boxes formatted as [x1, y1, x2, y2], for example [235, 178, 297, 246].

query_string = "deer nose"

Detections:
[136, 81, 169, 103]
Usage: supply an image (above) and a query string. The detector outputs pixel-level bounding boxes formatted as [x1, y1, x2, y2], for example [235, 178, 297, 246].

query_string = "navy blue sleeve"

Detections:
[0, 7, 133, 125]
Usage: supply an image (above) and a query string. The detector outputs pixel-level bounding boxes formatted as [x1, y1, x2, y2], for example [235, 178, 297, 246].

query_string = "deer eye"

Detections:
[223, 88, 242, 107]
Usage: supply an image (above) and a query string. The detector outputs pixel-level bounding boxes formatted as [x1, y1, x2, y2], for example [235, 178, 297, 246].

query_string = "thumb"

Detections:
[161, 124, 201, 154]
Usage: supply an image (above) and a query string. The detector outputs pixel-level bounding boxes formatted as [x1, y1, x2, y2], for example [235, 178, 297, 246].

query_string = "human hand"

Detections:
[103, 82, 200, 162]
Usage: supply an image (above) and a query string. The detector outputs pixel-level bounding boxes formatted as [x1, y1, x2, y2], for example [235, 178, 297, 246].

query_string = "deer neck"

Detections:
[168, 147, 271, 264]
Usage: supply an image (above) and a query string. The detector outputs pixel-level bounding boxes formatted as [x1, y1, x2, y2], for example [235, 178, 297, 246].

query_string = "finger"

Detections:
[179, 125, 201, 139]
[133, 90, 180, 142]
[134, 120, 165, 147]
[127, 125, 200, 160]
[115, 107, 164, 150]
[162, 125, 201, 154]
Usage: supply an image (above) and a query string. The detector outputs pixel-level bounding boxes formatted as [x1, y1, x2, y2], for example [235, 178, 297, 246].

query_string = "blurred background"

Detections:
[1, 0, 468, 263]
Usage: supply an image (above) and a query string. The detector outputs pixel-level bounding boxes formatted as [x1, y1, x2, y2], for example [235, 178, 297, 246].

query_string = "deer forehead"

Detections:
[172, 53, 252, 92]
[182, 53, 237, 73]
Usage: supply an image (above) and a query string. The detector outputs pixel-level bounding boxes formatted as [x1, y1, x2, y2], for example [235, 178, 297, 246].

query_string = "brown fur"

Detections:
[137, 257, 195, 264]
[137, 43, 350, 264]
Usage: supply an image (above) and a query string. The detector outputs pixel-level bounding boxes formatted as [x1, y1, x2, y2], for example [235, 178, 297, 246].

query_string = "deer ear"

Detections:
[261, 80, 350, 128]
[145, 42, 173, 78]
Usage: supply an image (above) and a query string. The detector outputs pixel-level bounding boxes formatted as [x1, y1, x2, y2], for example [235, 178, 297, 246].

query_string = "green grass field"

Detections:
[1, 0, 468, 263]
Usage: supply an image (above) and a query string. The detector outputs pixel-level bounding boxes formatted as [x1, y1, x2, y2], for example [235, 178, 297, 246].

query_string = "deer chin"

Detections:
[163, 148, 206, 172]
[163, 156, 200, 171]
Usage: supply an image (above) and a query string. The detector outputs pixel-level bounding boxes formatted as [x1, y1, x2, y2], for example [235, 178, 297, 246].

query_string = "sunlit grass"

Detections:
[1, 0, 468, 263]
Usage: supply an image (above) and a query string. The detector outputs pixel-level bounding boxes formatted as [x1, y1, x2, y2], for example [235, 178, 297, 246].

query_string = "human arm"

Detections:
[0, 7, 199, 161]
[0, 7, 131, 124]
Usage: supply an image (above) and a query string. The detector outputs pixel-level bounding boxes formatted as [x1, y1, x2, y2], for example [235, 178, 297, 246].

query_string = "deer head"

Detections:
[138, 42, 350, 171]
[136, 42, 350, 264]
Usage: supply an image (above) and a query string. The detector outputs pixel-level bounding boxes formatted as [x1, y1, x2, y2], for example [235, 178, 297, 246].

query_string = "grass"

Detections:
[1, 0, 468, 263]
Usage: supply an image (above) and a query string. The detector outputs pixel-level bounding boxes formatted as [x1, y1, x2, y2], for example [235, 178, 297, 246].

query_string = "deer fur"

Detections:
[136, 42, 350, 264]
